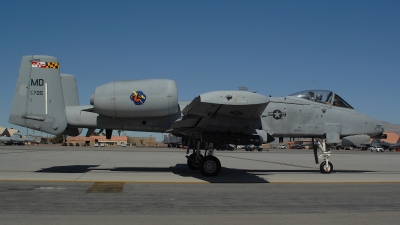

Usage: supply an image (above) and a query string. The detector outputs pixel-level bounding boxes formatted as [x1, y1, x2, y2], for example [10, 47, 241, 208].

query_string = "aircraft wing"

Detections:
[169, 91, 269, 138]
[0, 136, 11, 142]
[23, 136, 36, 142]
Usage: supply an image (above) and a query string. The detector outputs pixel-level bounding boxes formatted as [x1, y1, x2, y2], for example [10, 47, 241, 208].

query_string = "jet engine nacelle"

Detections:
[90, 79, 179, 118]
[341, 134, 370, 147]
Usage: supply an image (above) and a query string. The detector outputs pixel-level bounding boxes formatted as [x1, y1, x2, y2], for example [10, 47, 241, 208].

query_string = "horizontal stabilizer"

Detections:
[61, 74, 80, 106]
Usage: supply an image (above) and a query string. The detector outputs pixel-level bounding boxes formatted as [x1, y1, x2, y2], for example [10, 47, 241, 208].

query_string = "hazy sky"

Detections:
[1, 0, 399, 139]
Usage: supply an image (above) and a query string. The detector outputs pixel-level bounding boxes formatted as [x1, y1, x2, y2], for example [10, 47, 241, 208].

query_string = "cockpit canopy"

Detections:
[289, 90, 353, 109]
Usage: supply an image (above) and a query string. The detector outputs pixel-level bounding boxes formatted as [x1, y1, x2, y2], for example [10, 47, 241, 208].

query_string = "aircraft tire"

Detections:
[199, 155, 221, 177]
[187, 153, 203, 170]
[319, 161, 333, 174]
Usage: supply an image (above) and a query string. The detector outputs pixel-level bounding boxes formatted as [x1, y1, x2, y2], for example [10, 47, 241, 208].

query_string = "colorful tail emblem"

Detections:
[31, 61, 59, 69]
[130, 91, 146, 105]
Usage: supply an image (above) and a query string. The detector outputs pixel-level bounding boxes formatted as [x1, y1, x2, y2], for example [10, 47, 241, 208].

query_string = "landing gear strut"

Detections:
[312, 138, 333, 174]
[186, 140, 202, 170]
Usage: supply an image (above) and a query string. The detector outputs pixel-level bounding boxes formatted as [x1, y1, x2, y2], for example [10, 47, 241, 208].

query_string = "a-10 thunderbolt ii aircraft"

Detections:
[0, 131, 37, 145]
[9, 55, 384, 176]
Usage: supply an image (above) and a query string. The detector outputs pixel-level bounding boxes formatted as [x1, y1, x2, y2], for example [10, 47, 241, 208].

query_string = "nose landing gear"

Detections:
[313, 138, 333, 174]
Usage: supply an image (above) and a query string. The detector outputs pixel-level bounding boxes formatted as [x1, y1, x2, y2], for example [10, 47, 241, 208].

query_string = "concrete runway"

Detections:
[1, 145, 399, 224]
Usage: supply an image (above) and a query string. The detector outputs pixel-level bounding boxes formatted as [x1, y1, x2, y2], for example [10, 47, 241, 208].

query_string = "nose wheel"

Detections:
[320, 161, 333, 173]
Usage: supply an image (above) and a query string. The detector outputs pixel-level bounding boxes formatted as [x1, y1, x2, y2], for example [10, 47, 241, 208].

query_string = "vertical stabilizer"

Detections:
[9, 55, 68, 134]
[61, 74, 80, 106]
[61, 74, 82, 136]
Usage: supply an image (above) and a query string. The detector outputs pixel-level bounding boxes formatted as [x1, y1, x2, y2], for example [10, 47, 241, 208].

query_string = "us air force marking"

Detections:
[268, 110, 286, 120]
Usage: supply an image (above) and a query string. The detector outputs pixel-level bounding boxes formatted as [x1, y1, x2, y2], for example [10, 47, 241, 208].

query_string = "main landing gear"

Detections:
[312, 138, 333, 173]
[185, 140, 221, 176]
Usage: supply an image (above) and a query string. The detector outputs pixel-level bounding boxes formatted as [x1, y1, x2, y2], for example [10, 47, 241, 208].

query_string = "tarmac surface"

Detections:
[1, 145, 399, 224]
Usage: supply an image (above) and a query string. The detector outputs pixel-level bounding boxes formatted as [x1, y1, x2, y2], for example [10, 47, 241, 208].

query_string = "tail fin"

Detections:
[61, 74, 80, 106]
[61, 74, 83, 136]
[9, 55, 68, 135]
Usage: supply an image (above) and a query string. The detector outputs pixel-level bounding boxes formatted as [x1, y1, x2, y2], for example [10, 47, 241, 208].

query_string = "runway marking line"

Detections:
[269, 181, 400, 184]
[0, 179, 210, 184]
[86, 182, 124, 193]
[1, 179, 400, 184]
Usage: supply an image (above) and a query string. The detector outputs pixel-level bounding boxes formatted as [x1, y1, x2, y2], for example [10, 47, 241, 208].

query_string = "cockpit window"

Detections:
[332, 94, 353, 109]
[289, 90, 353, 109]
[289, 90, 332, 103]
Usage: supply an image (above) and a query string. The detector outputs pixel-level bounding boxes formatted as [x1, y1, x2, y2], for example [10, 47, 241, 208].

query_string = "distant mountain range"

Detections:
[381, 121, 400, 134]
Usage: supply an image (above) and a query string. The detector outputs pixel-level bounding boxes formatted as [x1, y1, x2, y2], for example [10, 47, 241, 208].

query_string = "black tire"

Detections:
[199, 155, 221, 176]
[319, 161, 333, 173]
[187, 153, 203, 170]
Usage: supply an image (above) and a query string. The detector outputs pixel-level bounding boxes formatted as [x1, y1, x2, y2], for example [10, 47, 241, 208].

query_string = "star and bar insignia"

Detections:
[31, 61, 59, 69]
[268, 110, 286, 120]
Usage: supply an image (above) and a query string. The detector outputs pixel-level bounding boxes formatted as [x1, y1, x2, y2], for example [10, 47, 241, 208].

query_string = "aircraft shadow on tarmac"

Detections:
[35, 165, 374, 183]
